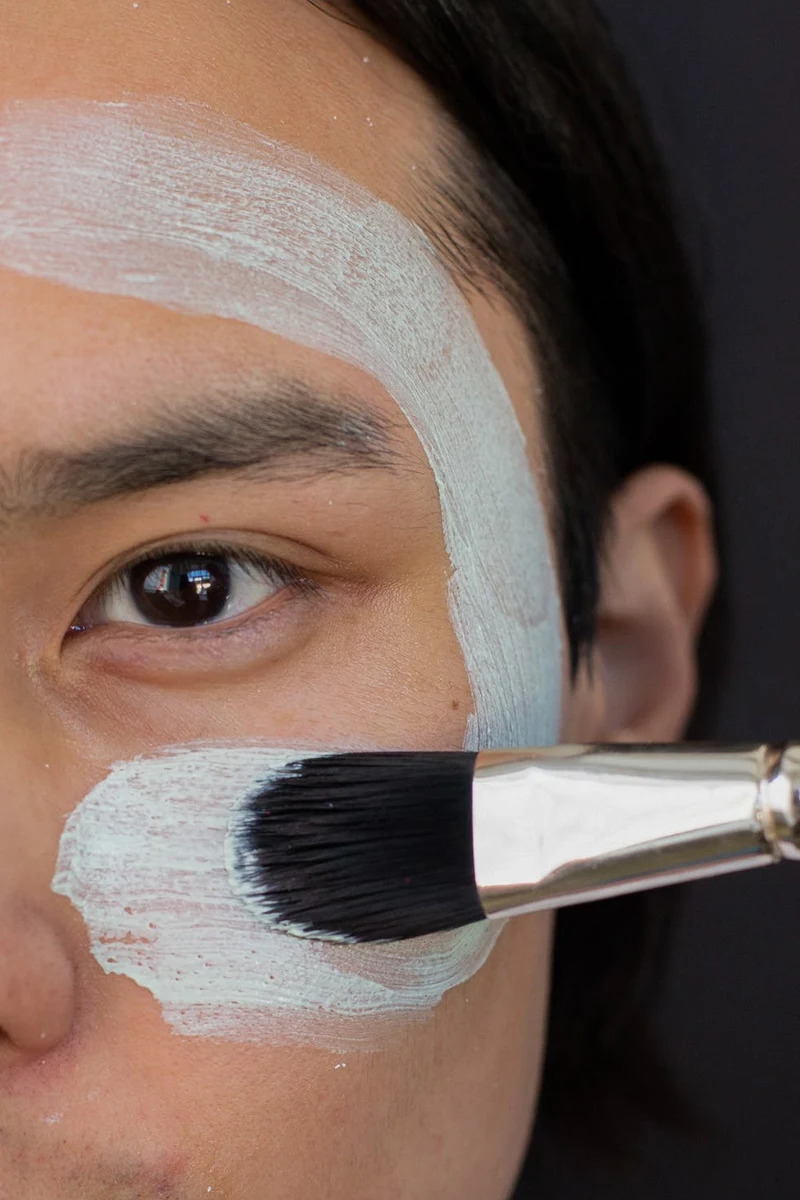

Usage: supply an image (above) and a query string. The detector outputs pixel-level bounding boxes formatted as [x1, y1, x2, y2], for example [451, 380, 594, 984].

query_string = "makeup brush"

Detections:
[224, 744, 800, 943]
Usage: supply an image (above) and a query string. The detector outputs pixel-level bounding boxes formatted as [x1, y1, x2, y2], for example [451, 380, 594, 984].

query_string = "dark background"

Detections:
[516, 2, 800, 1196]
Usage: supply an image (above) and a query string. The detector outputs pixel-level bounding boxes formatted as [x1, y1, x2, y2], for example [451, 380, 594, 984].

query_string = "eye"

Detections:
[72, 543, 304, 633]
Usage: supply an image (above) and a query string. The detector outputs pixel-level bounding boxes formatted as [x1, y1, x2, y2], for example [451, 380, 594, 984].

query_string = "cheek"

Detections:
[185, 918, 553, 1199]
[49, 511, 477, 1047]
[65, 916, 549, 1199]
[52, 745, 500, 1049]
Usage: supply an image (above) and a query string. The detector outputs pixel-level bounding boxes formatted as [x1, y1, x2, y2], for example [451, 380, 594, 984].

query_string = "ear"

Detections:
[566, 466, 718, 743]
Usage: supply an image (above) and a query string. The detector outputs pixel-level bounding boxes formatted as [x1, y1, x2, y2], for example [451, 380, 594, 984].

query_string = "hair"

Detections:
[319, 0, 722, 1168]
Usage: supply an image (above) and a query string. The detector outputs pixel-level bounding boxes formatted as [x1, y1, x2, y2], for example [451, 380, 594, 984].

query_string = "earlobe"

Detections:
[580, 465, 718, 744]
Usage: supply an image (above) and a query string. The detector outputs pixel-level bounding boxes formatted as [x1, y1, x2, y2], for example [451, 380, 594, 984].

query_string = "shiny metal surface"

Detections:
[472, 743, 800, 919]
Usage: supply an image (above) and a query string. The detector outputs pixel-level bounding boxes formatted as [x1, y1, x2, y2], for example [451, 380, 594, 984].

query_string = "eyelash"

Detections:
[70, 538, 314, 637]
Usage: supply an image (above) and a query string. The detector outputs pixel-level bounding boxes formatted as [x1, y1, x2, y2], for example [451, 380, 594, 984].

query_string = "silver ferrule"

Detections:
[472, 744, 800, 920]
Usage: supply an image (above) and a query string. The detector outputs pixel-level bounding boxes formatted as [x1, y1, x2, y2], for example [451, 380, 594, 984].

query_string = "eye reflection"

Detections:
[130, 555, 232, 626]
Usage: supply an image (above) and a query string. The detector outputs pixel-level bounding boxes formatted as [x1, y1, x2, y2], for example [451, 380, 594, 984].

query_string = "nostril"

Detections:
[0, 900, 76, 1055]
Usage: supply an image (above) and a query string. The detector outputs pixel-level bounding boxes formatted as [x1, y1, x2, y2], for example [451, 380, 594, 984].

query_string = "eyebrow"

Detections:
[0, 378, 403, 523]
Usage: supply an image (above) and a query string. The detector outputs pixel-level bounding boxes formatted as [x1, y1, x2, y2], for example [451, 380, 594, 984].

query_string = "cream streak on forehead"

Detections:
[52, 743, 500, 1045]
[0, 95, 562, 748]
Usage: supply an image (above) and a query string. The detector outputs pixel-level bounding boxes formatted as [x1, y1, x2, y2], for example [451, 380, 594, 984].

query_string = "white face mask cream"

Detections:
[0, 96, 564, 1040]
[52, 743, 499, 1046]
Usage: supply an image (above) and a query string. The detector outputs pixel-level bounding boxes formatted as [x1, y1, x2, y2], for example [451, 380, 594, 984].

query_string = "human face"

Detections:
[0, 1, 562, 1197]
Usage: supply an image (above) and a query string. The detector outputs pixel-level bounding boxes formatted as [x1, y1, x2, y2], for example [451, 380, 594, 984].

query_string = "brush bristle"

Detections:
[226, 751, 486, 942]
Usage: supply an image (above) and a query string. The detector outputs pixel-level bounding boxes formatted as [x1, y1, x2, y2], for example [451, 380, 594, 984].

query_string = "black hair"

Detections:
[320, 0, 721, 1169]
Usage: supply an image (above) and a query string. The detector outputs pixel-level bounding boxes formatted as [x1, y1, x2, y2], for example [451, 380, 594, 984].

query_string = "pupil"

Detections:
[130, 555, 231, 627]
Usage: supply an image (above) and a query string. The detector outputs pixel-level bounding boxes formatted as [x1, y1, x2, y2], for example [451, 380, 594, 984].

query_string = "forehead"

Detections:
[0, 0, 545, 457]
[0, 274, 413, 464]
[0, 0, 438, 452]
[0, 0, 436, 207]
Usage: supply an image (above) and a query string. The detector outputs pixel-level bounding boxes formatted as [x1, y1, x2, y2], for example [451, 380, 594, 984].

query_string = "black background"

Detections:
[515, 1, 800, 1195]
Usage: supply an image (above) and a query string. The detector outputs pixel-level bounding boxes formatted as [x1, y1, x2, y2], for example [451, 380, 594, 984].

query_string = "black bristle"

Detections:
[227, 751, 486, 943]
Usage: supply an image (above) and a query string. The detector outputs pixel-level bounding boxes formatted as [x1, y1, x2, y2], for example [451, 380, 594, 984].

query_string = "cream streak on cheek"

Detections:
[52, 743, 501, 1046]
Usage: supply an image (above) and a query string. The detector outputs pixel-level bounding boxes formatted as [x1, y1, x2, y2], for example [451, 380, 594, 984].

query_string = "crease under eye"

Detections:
[71, 541, 307, 634]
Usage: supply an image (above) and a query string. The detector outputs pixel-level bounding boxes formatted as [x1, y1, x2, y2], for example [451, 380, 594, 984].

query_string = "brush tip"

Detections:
[225, 751, 487, 942]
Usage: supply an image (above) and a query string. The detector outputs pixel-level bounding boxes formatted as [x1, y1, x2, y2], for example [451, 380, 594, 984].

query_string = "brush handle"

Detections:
[472, 743, 800, 919]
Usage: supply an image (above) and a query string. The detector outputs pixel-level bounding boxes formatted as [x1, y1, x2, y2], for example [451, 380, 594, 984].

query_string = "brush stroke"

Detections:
[52, 742, 501, 1046]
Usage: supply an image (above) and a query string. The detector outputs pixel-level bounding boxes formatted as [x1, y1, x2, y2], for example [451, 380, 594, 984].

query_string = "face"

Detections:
[0, 1, 716, 1197]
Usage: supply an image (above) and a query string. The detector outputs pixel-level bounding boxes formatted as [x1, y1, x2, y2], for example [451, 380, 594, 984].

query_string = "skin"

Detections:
[0, 1, 718, 1197]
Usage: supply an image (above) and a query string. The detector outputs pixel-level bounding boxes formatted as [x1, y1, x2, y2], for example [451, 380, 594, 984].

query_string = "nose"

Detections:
[0, 893, 76, 1054]
[0, 733, 78, 1058]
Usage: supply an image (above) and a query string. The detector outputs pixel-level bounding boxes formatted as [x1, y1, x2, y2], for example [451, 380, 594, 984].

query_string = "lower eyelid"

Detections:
[63, 586, 319, 682]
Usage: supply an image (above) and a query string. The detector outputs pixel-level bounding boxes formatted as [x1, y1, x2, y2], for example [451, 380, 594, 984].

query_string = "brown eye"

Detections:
[73, 546, 293, 633]
[128, 555, 232, 627]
